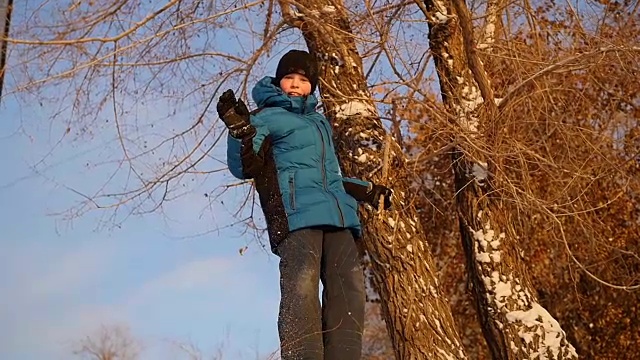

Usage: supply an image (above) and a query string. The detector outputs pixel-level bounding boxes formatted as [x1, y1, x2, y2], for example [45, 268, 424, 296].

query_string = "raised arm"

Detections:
[226, 112, 270, 179]
[218, 89, 270, 179]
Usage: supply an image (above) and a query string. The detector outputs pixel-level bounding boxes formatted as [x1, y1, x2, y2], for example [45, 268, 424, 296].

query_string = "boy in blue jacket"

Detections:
[217, 50, 392, 360]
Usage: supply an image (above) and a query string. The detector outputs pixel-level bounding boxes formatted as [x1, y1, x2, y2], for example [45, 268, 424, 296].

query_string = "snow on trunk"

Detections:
[278, 0, 468, 358]
[477, 0, 501, 50]
[423, 0, 579, 358]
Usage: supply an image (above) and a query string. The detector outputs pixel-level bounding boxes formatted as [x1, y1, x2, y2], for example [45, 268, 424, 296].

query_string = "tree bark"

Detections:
[0, 0, 13, 99]
[277, 1, 467, 359]
[420, 0, 579, 358]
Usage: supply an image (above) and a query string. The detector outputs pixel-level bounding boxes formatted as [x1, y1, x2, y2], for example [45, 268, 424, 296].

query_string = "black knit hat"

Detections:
[275, 50, 319, 93]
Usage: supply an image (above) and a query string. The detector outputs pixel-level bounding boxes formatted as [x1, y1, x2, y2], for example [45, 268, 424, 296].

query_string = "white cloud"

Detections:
[16, 303, 128, 359]
[0, 238, 121, 359]
[0, 188, 280, 360]
[126, 257, 235, 307]
[30, 241, 115, 297]
[119, 253, 280, 359]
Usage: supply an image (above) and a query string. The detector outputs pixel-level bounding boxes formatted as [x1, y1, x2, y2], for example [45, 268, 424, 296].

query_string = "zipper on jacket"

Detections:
[313, 122, 345, 227]
[288, 172, 296, 211]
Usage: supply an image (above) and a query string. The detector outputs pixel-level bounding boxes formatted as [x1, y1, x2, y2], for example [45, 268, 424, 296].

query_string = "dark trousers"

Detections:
[277, 228, 365, 360]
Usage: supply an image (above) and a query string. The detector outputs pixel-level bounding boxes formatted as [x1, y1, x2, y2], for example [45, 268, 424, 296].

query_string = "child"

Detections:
[218, 50, 392, 360]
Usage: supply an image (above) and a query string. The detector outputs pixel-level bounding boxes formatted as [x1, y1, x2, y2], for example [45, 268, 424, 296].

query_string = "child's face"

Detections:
[279, 73, 312, 97]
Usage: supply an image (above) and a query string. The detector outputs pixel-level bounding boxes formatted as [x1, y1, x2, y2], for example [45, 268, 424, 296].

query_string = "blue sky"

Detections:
[0, 65, 282, 360]
[0, 1, 405, 358]
[0, 2, 299, 359]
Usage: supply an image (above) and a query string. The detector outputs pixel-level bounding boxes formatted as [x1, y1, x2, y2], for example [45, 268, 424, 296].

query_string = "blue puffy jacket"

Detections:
[227, 76, 371, 252]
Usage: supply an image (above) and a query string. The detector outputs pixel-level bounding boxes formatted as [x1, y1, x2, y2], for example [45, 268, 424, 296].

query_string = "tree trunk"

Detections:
[0, 0, 13, 99]
[420, 0, 579, 358]
[277, 1, 467, 359]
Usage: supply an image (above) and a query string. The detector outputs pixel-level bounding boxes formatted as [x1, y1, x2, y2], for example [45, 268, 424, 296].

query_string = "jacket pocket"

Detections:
[288, 172, 296, 211]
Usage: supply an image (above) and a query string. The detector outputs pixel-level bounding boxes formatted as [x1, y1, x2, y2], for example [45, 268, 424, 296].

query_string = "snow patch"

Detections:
[335, 101, 376, 119]
[455, 107, 479, 132]
[454, 78, 485, 132]
[432, 0, 449, 24]
[494, 278, 513, 308]
[387, 217, 396, 228]
[436, 347, 458, 360]
[435, 11, 448, 22]
[321, 5, 336, 13]
[490, 251, 501, 262]
[472, 221, 504, 265]
[477, 252, 491, 262]
[477, 19, 496, 50]
[483, 275, 492, 288]
[472, 161, 488, 184]
[461, 84, 484, 112]
[485, 22, 496, 38]
[506, 303, 577, 358]
[434, 0, 448, 14]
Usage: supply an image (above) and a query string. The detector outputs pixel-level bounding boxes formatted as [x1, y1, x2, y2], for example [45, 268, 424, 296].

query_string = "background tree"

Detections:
[73, 324, 278, 360]
[416, 0, 580, 357]
[73, 325, 140, 360]
[406, 0, 640, 358]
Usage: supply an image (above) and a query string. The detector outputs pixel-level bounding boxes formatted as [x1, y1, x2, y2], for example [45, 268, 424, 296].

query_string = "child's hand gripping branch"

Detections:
[343, 180, 393, 210]
[367, 183, 393, 210]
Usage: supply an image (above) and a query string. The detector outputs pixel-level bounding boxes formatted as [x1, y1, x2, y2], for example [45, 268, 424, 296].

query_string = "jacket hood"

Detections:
[251, 76, 318, 114]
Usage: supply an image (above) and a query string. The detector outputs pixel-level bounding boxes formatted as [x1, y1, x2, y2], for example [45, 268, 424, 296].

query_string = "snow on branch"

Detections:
[335, 100, 377, 119]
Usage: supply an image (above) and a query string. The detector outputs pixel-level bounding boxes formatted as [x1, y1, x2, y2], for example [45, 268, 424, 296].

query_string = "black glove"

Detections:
[366, 184, 393, 210]
[216, 89, 255, 139]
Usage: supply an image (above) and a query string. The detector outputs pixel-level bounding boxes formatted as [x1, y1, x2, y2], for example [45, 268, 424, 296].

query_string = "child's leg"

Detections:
[277, 228, 324, 360]
[320, 229, 365, 360]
